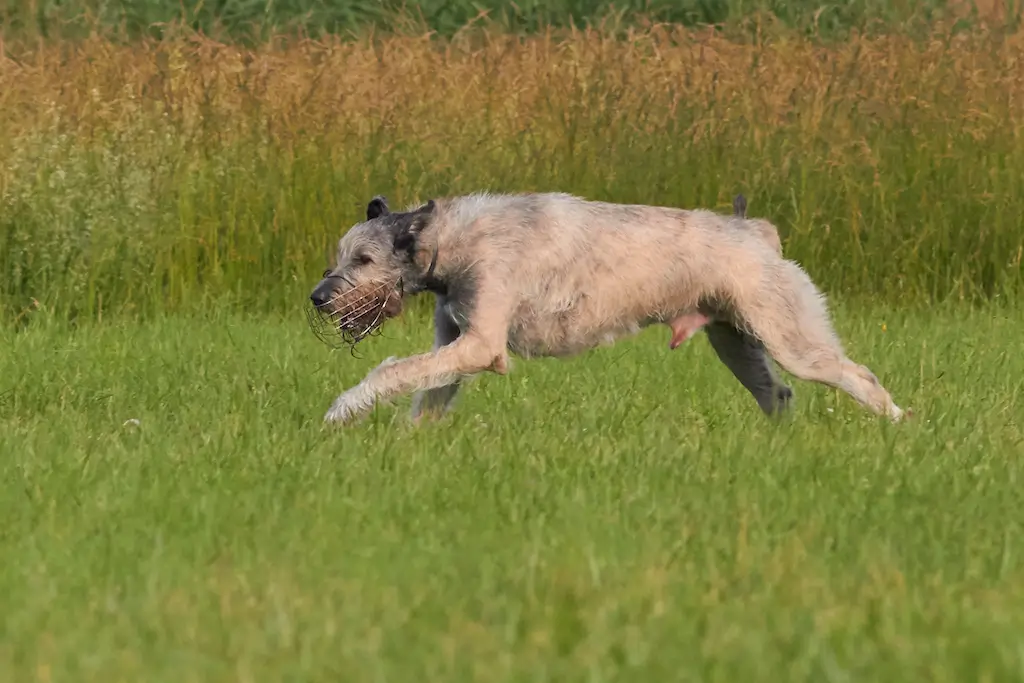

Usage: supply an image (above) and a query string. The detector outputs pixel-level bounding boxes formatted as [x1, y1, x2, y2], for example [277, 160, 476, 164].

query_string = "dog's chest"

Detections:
[442, 300, 470, 327]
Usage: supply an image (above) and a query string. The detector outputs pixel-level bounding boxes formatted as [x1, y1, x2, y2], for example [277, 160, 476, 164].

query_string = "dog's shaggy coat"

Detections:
[308, 192, 905, 425]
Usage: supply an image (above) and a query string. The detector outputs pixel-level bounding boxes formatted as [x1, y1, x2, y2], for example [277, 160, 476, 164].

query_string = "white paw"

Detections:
[890, 404, 911, 423]
[323, 385, 373, 426]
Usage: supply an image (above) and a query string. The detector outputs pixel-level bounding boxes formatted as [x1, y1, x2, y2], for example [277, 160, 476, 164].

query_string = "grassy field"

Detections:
[1, 303, 1023, 681]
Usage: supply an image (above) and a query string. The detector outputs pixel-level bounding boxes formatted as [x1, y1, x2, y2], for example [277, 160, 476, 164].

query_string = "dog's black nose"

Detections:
[309, 283, 333, 307]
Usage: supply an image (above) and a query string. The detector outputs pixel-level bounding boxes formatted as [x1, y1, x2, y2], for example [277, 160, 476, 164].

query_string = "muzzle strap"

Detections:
[425, 246, 439, 280]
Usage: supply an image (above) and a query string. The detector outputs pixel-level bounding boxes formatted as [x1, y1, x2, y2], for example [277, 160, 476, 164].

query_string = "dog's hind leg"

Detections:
[410, 296, 463, 422]
[736, 261, 905, 421]
[704, 321, 794, 416]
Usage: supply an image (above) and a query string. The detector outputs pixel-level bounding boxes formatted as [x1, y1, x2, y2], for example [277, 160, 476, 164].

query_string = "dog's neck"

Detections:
[420, 245, 446, 296]
[404, 243, 446, 297]
[401, 209, 448, 297]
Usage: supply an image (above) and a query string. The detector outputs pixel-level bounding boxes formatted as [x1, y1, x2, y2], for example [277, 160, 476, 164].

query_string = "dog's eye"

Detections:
[323, 269, 332, 278]
[354, 254, 373, 266]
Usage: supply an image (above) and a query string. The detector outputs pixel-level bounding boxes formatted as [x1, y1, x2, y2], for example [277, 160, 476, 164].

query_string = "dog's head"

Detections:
[307, 195, 437, 348]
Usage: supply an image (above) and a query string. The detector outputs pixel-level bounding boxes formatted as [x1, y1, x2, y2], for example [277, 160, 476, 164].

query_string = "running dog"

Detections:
[307, 192, 905, 425]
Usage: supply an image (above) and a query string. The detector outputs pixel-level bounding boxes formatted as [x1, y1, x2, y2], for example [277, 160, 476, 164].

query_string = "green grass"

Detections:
[2, 303, 1023, 681]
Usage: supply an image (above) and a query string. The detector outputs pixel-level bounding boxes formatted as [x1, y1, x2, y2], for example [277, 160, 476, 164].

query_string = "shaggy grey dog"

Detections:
[307, 192, 905, 426]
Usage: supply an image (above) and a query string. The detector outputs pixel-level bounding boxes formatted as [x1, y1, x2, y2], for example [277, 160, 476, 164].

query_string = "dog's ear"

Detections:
[367, 195, 390, 221]
[392, 200, 436, 253]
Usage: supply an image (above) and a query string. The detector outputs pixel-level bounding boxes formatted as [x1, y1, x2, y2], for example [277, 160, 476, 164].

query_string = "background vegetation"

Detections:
[2, 14, 1024, 323]
[1, 0, 1007, 43]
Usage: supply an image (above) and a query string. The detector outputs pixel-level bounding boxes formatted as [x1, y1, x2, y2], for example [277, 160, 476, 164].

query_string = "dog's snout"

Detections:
[310, 282, 334, 307]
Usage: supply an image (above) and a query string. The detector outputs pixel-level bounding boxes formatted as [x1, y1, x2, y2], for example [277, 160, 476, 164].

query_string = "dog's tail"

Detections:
[733, 193, 783, 256]
[733, 193, 747, 219]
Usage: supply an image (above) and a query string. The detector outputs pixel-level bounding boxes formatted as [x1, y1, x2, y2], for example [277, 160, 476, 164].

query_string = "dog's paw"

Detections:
[323, 385, 373, 426]
[889, 404, 912, 423]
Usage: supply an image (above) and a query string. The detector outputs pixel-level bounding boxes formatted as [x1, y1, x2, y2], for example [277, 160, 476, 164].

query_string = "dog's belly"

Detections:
[503, 262, 706, 358]
[505, 314, 643, 359]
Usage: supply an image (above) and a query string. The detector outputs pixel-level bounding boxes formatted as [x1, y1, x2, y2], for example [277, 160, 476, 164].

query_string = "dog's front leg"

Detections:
[324, 333, 507, 426]
[410, 295, 464, 423]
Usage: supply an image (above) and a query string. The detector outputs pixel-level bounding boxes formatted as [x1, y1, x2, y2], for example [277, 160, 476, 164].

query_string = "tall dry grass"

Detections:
[1, 22, 1023, 322]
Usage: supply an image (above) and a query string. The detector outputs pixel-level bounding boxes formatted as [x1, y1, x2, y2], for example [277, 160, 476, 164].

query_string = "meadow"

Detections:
[3, 305, 1024, 681]
[2, 7, 1024, 681]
